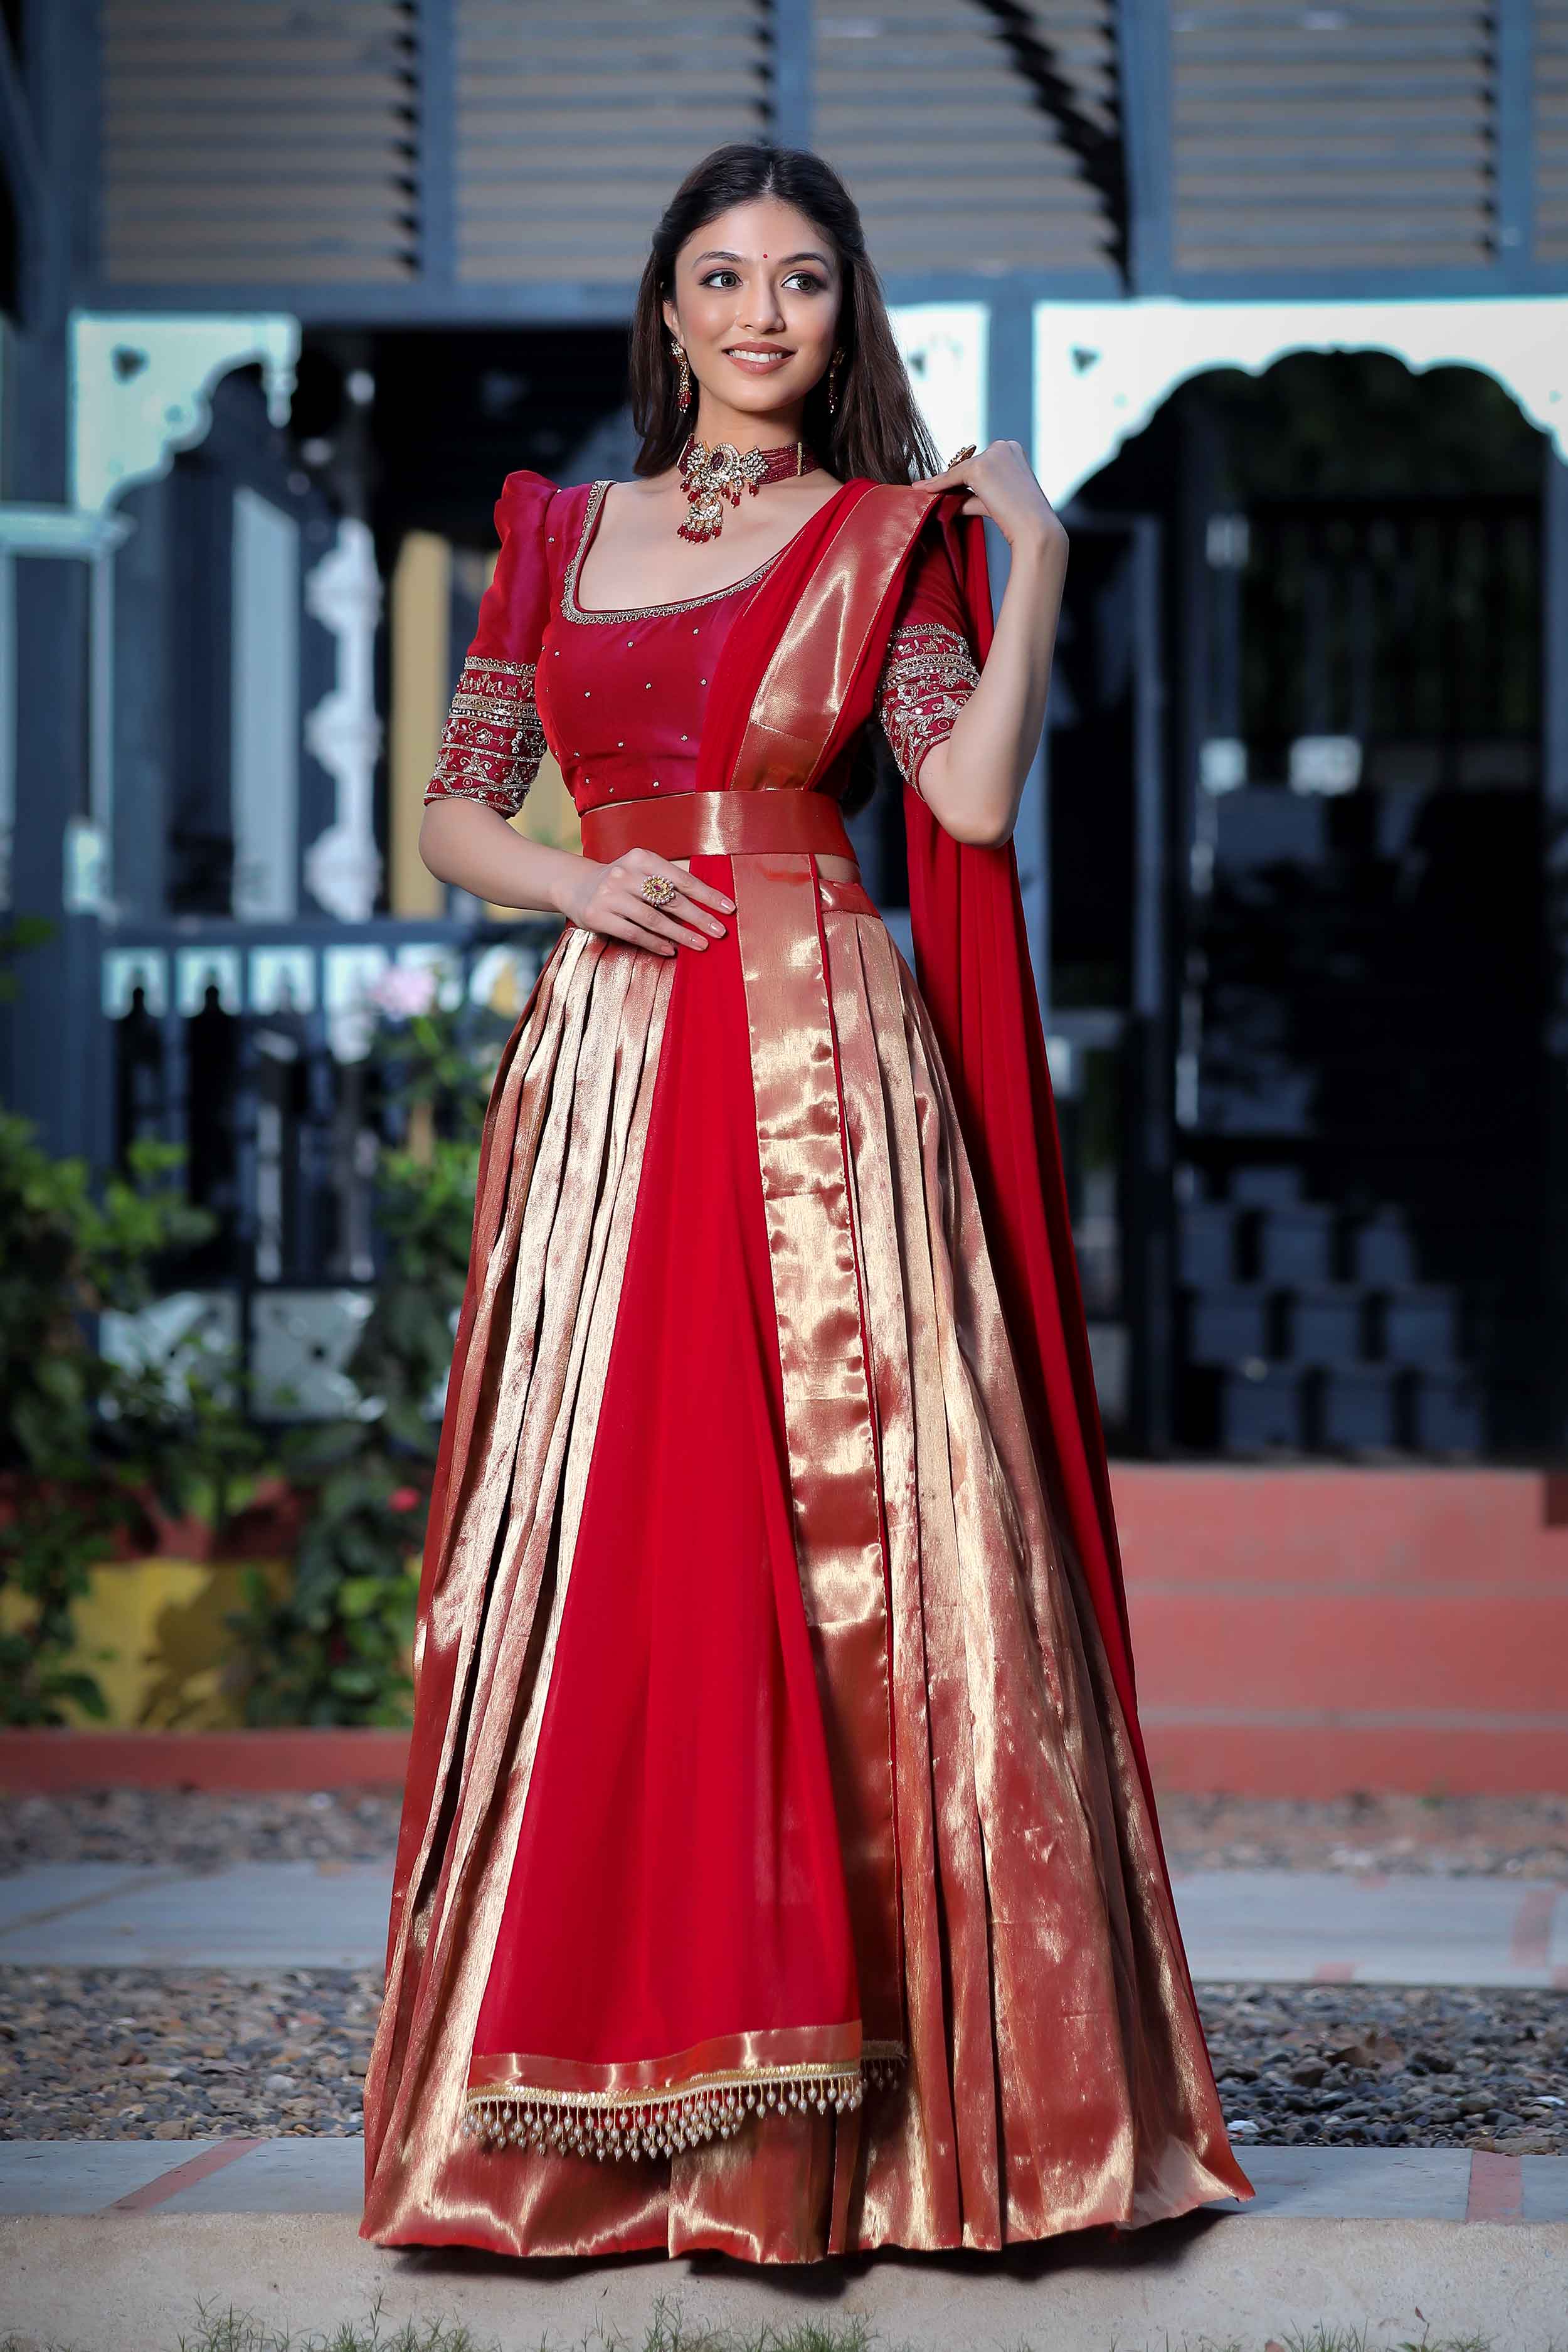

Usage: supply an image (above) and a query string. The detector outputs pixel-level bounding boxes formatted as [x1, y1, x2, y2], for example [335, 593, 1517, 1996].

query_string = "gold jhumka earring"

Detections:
[670, 338, 692, 410]
[826, 347, 844, 416]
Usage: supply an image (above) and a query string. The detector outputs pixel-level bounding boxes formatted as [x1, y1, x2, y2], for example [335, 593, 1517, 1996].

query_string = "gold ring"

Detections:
[948, 443, 977, 466]
[639, 872, 677, 909]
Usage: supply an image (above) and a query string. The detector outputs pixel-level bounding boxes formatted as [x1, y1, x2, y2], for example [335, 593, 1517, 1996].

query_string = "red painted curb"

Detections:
[1113, 1464, 1568, 1796]
[103, 2139, 266, 2213]
[0, 1729, 411, 1793]
[1141, 1718, 1568, 1798]
[1466, 2149, 1524, 2223]
[4, 1467, 1566, 1797]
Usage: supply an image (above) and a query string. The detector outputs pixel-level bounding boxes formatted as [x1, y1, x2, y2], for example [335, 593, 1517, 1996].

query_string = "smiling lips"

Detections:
[724, 347, 793, 373]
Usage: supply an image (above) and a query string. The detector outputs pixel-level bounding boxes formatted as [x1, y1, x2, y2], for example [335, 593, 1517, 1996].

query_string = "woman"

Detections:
[361, 140, 1252, 2264]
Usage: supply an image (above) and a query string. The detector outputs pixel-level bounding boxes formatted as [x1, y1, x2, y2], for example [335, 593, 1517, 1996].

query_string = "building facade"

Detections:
[2, 0, 1565, 1455]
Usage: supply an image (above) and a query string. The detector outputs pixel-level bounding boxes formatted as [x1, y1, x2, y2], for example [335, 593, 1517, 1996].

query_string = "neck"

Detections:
[688, 393, 807, 453]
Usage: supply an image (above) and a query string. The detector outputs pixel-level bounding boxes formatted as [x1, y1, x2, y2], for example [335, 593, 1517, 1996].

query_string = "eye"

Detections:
[700, 269, 742, 290]
[783, 270, 827, 294]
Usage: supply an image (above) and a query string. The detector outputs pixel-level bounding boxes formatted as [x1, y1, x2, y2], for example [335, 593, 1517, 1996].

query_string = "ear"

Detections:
[661, 295, 681, 344]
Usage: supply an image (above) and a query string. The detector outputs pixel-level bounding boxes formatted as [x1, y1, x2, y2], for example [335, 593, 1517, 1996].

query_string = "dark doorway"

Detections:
[1074, 352, 1550, 1459]
[1045, 512, 1169, 1449]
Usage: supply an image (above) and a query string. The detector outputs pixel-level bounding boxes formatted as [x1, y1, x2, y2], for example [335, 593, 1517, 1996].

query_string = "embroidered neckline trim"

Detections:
[561, 479, 785, 626]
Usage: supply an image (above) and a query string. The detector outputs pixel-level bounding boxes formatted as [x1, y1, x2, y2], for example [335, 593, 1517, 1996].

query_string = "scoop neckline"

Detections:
[561, 475, 850, 625]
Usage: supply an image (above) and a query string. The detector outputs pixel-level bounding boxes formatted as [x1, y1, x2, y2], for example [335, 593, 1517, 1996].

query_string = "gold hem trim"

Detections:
[461, 2045, 907, 2160]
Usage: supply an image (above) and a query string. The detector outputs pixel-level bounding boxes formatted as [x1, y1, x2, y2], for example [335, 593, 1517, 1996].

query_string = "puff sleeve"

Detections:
[873, 526, 983, 796]
[424, 469, 555, 818]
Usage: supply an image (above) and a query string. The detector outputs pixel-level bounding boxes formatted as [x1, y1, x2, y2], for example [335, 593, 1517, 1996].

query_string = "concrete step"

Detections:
[3, 1862, 1564, 1986]
[0, 2150, 1564, 2352]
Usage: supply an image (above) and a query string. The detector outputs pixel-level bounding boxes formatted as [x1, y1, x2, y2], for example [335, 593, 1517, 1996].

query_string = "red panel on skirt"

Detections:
[472, 853, 862, 2068]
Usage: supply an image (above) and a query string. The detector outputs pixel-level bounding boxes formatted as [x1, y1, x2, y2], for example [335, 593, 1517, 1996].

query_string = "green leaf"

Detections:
[336, 1576, 388, 1620]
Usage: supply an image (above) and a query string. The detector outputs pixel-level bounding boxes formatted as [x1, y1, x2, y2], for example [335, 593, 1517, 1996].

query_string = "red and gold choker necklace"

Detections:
[677, 435, 820, 544]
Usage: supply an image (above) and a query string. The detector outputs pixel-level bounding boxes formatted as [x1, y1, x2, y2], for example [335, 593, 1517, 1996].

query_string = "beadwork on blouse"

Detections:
[874, 620, 982, 795]
[423, 481, 982, 822]
[426, 654, 546, 817]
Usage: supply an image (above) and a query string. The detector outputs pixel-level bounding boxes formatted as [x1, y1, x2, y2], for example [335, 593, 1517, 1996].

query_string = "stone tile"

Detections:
[5, 1864, 1560, 1984]
[0, 1865, 179, 1936]
[0, 1862, 391, 1969]
[0, 2139, 1502, 2222]
[0, 2139, 223, 2215]
[154, 2136, 366, 2215]
[1172, 1868, 1562, 1986]
[1215, 2143, 1473, 2220]
[1522, 2153, 1568, 2223]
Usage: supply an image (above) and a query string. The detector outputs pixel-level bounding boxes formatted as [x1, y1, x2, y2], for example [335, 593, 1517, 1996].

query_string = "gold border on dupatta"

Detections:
[722, 487, 952, 2057]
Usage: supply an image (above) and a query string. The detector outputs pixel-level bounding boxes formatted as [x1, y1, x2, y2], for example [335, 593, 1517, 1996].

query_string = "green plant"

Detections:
[0, 1113, 251, 1724]
[174, 2301, 502, 2352]
[229, 971, 515, 1726]
[162, 2297, 886, 2352]
[0, 913, 54, 1004]
[233, 1466, 425, 1725]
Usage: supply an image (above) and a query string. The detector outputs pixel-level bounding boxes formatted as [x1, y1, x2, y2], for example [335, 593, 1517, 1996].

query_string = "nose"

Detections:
[739, 284, 786, 334]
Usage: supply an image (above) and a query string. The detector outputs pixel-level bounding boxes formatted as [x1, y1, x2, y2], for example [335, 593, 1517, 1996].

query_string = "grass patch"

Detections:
[1, 2309, 1553, 2352]
[1268, 2331, 1495, 2352]
[0, 2316, 842, 2352]
[3, 2294, 888, 2352]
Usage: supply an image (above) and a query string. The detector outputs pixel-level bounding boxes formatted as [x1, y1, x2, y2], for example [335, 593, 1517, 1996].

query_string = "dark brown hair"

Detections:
[628, 142, 942, 487]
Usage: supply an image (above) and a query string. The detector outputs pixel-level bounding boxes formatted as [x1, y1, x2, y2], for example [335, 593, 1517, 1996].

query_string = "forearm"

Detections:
[915, 521, 1068, 848]
[418, 800, 588, 918]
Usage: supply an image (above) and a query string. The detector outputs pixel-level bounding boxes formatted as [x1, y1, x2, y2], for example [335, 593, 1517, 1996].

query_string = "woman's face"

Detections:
[662, 196, 842, 423]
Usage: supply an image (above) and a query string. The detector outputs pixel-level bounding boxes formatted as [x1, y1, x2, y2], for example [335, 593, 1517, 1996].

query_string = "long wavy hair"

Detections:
[628, 143, 941, 487]
[630, 144, 941, 814]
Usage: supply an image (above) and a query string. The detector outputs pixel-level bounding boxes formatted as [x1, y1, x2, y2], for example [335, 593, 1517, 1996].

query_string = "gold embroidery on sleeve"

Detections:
[425, 654, 546, 815]
[874, 620, 980, 795]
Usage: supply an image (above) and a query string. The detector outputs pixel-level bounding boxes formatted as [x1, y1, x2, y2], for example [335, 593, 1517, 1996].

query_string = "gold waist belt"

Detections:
[580, 790, 856, 867]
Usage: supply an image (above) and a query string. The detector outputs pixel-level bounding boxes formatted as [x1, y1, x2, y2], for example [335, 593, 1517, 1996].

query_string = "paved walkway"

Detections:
[1, 2136, 1565, 2222]
[2, 1861, 1564, 1984]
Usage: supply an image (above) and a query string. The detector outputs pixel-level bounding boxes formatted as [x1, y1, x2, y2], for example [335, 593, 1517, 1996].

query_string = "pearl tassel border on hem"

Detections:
[462, 2047, 906, 2161]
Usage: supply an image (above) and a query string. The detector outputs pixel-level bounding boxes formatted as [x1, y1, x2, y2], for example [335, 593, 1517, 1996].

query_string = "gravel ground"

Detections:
[1, 1966, 1562, 2153]
[0, 1789, 403, 1875]
[1160, 1792, 1568, 1880]
[0, 1967, 379, 2140]
[1202, 1983, 1567, 2156]
[4, 1787, 1567, 1878]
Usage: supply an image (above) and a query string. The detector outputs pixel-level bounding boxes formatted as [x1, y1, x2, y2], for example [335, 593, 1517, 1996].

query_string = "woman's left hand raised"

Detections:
[920, 439, 1066, 554]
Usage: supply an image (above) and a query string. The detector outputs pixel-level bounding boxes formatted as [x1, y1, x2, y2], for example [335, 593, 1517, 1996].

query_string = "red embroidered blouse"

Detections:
[425, 471, 982, 823]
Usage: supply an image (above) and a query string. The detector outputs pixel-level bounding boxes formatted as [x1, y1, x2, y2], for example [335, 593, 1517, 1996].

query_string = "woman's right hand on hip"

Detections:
[560, 846, 733, 956]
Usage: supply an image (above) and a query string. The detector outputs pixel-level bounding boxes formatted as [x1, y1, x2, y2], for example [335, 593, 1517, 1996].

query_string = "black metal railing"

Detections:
[99, 914, 563, 1416]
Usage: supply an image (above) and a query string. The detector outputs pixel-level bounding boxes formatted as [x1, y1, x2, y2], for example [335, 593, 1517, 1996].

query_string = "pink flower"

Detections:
[370, 963, 438, 1019]
[387, 1485, 421, 1513]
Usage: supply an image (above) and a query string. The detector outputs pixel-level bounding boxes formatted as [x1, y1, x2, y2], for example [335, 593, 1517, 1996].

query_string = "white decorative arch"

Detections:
[302, 520, 384, 926]
[891, 304, 989, 466]
[1032, 297, 1568, 509]
[70, 310, 300, 515]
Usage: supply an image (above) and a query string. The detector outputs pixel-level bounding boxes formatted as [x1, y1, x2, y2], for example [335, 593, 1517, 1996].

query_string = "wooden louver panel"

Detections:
[455, 4, 768, 285]
[1539, 2, 1568, 263]
[1170, 1, 1497, 275]
[101, 1, 420, 286]
[813, 3, 1121, 279]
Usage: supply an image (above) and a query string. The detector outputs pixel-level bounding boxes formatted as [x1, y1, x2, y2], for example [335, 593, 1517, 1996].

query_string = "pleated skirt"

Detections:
[359, 856, 1251, 2262]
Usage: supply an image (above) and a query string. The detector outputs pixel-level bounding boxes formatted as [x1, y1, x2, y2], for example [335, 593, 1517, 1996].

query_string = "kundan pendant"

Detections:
[677, 435, 818, 543]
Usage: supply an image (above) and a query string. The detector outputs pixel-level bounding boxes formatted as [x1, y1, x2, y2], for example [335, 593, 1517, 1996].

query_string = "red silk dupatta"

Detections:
[361, 474, 1248, 2260]
[706, 478, 1153, 1815]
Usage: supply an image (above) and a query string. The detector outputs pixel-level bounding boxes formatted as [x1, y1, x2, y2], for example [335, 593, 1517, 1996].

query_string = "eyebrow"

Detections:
[691, 248, 834, 269]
